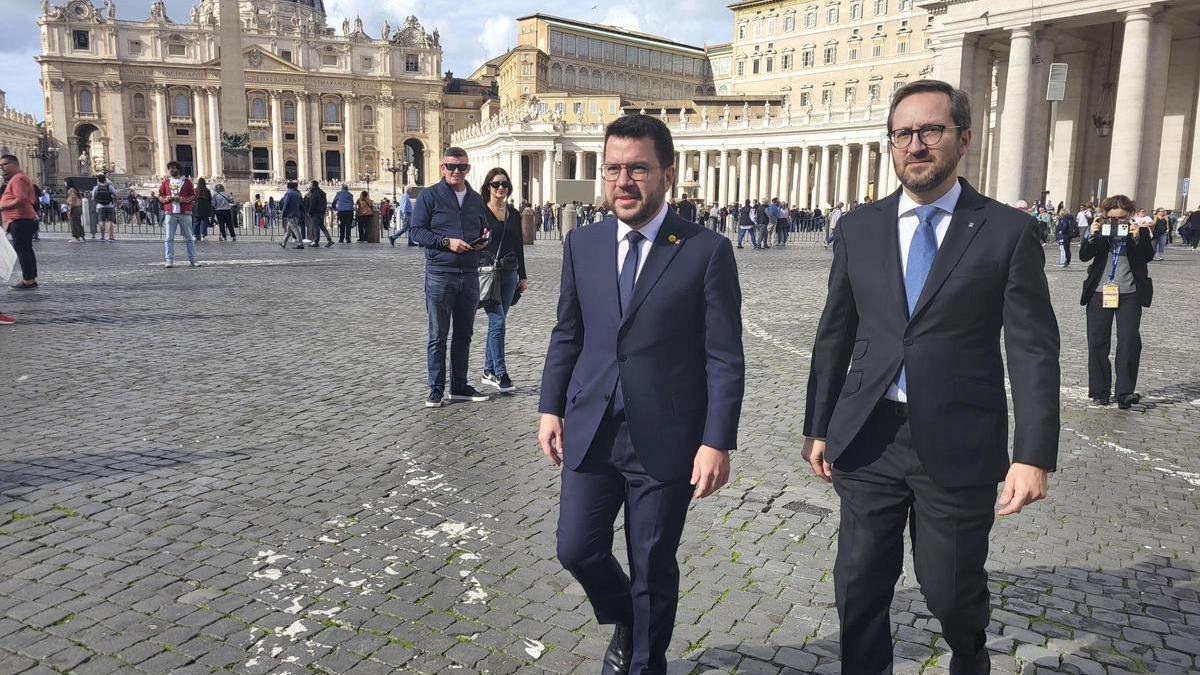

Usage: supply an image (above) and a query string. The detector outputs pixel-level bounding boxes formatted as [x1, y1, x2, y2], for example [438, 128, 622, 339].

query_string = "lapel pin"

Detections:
[968, 222, 976, 228]
[667, 233, 679, 245]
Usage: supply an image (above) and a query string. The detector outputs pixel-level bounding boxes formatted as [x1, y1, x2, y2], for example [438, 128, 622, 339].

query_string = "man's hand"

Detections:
[538, 414, 564, 467]
[446, 238, 473, 254]
[690, 445, 730, 499]
[518, 279, 530, 293]
[997, 462, 1049, 516]
[802, 437, 832, 482]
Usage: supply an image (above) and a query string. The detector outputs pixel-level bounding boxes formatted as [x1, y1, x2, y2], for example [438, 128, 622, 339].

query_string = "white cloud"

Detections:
[602, 7, 641, 33]
[479, 15, 516, 62]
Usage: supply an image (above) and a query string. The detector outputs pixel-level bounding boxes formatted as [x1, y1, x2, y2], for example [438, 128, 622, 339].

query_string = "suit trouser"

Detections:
[832, 401, 995, 675]
[557, 413, 693, 675]
[1085, 291, 1142, 399]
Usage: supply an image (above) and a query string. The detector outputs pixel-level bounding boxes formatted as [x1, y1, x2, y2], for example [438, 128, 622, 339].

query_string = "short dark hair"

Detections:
[604, 114, 674, 169]
[887, 79, 971, 133]
[1100, 194, 1136, 213]
[166, 160, 182, 172]
[0, 154, 18, 164]
[480, 167, 511, 203]
[444, 146, 468, 160]
[287, 180, 298, 190]
[313, 181, 321, 190]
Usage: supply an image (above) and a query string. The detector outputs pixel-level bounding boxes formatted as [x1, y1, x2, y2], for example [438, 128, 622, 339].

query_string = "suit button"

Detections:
[616, 354, 627, 362]
[903, 338, 914, 346]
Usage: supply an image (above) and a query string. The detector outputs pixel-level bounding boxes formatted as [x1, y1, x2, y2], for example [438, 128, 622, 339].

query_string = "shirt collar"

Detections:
[897, 179, 962, 219]
[617, 201, 669, 244]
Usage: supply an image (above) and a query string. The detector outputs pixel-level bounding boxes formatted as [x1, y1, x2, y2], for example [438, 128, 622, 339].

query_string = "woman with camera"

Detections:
[1079, 194, 1155, 409]
[478, 167, 528, 394]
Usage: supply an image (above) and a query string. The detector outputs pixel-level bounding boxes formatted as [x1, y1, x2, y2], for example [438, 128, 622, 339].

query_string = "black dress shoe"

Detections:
[1090, 397, 1111, 407]
[1117, 394, 1136, 409]
[601, 624, 632, 675]
[949, 649, 990, 675]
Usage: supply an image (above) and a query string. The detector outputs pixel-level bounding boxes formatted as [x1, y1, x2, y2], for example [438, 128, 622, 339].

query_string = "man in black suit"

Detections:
[538, 114, 744, 675]
[802, 80, 1060, 674]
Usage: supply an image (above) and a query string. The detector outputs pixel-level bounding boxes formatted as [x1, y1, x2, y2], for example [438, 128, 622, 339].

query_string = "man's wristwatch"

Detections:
[440, 236, 450, 249]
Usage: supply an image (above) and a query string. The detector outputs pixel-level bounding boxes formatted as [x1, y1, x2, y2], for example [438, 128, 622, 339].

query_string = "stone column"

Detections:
[1046, 50, 1091, 210]
[379, 95, 395, 174]
[1106, 10, 1154, 197]
[574, 150, 584, 181]
[512, 151, 524, 204]
[192, 88, 209, 179]
[310, 97, 322, 180]
[798, 146, 811, 208]
[707, 163, 718, 206]
[768, 149, 780, 200]
[269, 92, 284, 182]
[542, 150, 555, 204]
[1190, 58, 1200, 210]
[738, 149, 750, 204]
[207, 91, 222, 177]
[718, 149, 729, 205]
[102, 81, 129, 175]
[748, 153, 760, 203]
[778, 148, 791, 206]
[593, 151, 603, 204]
[697, 150, 709, 203]
[996, 27, 1034, 204]
[818, 145, 831, 208]
[296, 94, 309, 183]
[343, 96, 357, 183]
[879, 141, 892, 198]
[152, 84, 170, 172]
[758, 147, 770, 200]
[857, 144, 871, 202]
[932, 34, 976, 89]
[1136, 18, 1172, 205]
[964, 47, 993, 186]
[1024, 32, 1056, 205]
[987, 57, 1008, 196]
[838, 143, 852, 206]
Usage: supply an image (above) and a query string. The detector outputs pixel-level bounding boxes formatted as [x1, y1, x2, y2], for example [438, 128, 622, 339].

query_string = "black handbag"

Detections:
[478, 208, 508, 308]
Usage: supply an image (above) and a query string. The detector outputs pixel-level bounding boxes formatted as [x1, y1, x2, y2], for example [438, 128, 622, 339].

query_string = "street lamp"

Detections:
[26, 145, 59, 187]
[358, 170, 375, 196]
[381, 149, 410, 202]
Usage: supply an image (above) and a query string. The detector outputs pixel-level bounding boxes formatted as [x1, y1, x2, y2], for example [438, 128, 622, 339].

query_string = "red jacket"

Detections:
[158, 176, 196, 215]
[0, 171, 39, 226]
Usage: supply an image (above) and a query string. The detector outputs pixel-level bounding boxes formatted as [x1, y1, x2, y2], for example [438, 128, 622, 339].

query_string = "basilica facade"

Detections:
[37, 0, 444, 187]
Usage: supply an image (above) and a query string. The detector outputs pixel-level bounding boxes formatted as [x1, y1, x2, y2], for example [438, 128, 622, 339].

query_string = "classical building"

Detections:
[925, 0, 1200, 211]
[0, 91, 45, 181]
[36, 0, 444, 187]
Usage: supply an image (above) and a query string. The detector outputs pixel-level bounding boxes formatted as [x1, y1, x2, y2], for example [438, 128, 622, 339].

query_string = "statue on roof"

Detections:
[381, 19, 391, 41]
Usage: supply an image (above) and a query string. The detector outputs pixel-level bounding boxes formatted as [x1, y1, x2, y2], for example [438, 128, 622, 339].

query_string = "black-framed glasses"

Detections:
[600, 162, 660, 182]
[886, 124, 961, 149]
[488, 181, 512, 190]
[443, 162, 470, 173]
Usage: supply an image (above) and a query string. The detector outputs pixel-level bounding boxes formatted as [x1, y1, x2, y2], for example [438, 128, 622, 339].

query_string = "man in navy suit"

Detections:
[803, 81, 1060, 674]
[538, 114, 744, 675]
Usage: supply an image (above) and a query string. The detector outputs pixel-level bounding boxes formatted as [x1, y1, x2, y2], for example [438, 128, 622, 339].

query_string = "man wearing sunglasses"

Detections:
[539, 114, 744, 675]
[802, 80, 1059, 674]
[410, 147, 490, 408]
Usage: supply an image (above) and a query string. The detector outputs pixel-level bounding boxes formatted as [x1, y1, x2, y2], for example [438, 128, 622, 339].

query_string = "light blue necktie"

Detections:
[897, 205, 940, 396]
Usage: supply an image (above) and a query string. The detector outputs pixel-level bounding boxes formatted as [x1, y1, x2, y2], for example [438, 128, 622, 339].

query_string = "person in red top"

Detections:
[157, 160, 199, 268]
[0, 154, 39, 290]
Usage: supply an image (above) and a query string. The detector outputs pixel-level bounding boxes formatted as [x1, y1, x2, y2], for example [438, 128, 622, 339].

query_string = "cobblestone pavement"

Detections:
[1, 233, 1198, 675]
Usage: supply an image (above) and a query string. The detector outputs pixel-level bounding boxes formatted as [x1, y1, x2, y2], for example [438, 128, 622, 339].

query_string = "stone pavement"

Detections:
[0, 234, 1197, 675]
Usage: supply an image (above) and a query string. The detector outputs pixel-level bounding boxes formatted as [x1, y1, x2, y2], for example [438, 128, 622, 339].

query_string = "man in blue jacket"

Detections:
[332, 185, 355, 243]
[278, 181, 304, 249]
[410, 147, 491, 408]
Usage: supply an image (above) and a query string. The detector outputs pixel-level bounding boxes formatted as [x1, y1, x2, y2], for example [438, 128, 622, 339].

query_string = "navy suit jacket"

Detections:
[538, 210, 745, 482]
[803, 179, 1061, 487]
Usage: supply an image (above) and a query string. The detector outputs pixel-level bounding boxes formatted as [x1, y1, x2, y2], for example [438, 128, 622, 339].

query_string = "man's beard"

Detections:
[895, 152, 957, 193]
[612, 177, 667, 227]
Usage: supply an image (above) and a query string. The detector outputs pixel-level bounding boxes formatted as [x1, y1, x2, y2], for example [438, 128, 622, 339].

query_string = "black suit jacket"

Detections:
[803, 179, 1060, 487]
[1078, 232, 1154, 307]
[539, 210, 745, 482]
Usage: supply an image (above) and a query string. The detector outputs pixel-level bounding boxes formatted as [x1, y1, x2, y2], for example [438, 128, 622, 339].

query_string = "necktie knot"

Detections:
[914, 205, 939, 229]
[627, 230, 645, 245]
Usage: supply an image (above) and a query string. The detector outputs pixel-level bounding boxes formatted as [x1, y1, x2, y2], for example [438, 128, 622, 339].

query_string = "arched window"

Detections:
[283, 100, 296, 123]
[550, 63, 563, 86]
[592, 70, 602, 90]
[406, 106, 420, 131]
[132, 92, 146, 118]
[565, 65, 576, 88]
[362, 105, 374, 128]
[250, 97, 267, 120]
[617, 74, 626, 94]
[604, 71, 614, 92]
[173, 93, 189, 117]
[323, 100, 339, 123]
[674, 83, 684, 99]
[639, 77, 650, 96]
[578, 67, 588, 89]
[77, 89, 94, 114]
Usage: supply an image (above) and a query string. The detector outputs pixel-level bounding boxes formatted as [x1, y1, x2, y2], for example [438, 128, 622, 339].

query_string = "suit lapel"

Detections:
[619, 213, 686, 333]
[874, 192, 908, 324]
[595, 218, 621, 319]
[909, 180, 989, 322]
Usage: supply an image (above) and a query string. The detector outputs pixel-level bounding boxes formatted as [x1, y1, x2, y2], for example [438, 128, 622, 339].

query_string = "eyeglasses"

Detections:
[886, 124, 960, 149]
[600, 162, 660, 182]
[488, 181, 512, 190]
[443, 163, 470, 174]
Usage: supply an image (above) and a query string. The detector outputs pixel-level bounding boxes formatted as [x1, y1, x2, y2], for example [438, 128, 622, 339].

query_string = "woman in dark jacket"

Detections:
[193, 178, 213, 241]
[1079, 194, 1155, 409]
[478, 167, 528, 393]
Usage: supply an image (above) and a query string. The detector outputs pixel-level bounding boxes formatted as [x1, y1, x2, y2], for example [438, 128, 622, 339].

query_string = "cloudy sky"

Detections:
[1, 0, 734, 121]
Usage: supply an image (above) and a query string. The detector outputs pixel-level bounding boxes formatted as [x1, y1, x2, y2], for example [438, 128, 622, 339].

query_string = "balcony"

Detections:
[169, 115, 193, 125]
[321, 122, 343, 131]
[249, 118, 270, 128]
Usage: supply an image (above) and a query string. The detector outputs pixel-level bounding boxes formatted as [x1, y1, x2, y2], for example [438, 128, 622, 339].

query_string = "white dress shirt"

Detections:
[886, 180, 962, 403]
[616, 202, 668, 283]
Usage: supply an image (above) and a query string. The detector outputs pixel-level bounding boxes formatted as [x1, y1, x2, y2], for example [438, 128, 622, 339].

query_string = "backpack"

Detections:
[94, 183, 114, 205]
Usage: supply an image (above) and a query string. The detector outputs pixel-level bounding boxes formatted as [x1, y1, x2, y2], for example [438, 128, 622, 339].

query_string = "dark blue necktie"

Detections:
[897, 205, 940, 397]
[613, 230, 644, 416]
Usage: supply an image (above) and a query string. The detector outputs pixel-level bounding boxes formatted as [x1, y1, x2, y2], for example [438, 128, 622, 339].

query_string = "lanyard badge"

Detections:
[1103, 242, 1124, 309]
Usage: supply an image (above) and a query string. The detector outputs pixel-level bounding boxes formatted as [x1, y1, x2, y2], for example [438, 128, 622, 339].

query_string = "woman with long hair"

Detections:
[478, 167, 528, 393]
[66, 187, 85, 242]
[193, 177, 213, 241]
[355, 191, 375, 242]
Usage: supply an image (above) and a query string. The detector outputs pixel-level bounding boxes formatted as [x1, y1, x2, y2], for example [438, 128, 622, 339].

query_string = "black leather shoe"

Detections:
[1117, 394, 1135, 409]
[601, 625, 632, 675]
[949, 649, 990, 675]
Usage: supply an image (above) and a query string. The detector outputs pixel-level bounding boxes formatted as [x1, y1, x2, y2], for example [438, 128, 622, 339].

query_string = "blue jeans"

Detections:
[194, 215, 210, 239]
[163, 213, 196, 263]
[1153, 233, 1167, 257]
[483, 270, 520, 377]
[737, 226, 757, 248]
[425, 269, 480, 393]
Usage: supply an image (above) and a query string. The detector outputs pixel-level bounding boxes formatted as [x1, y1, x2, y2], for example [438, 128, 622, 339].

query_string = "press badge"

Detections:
[1102, 283, 1120, 308]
